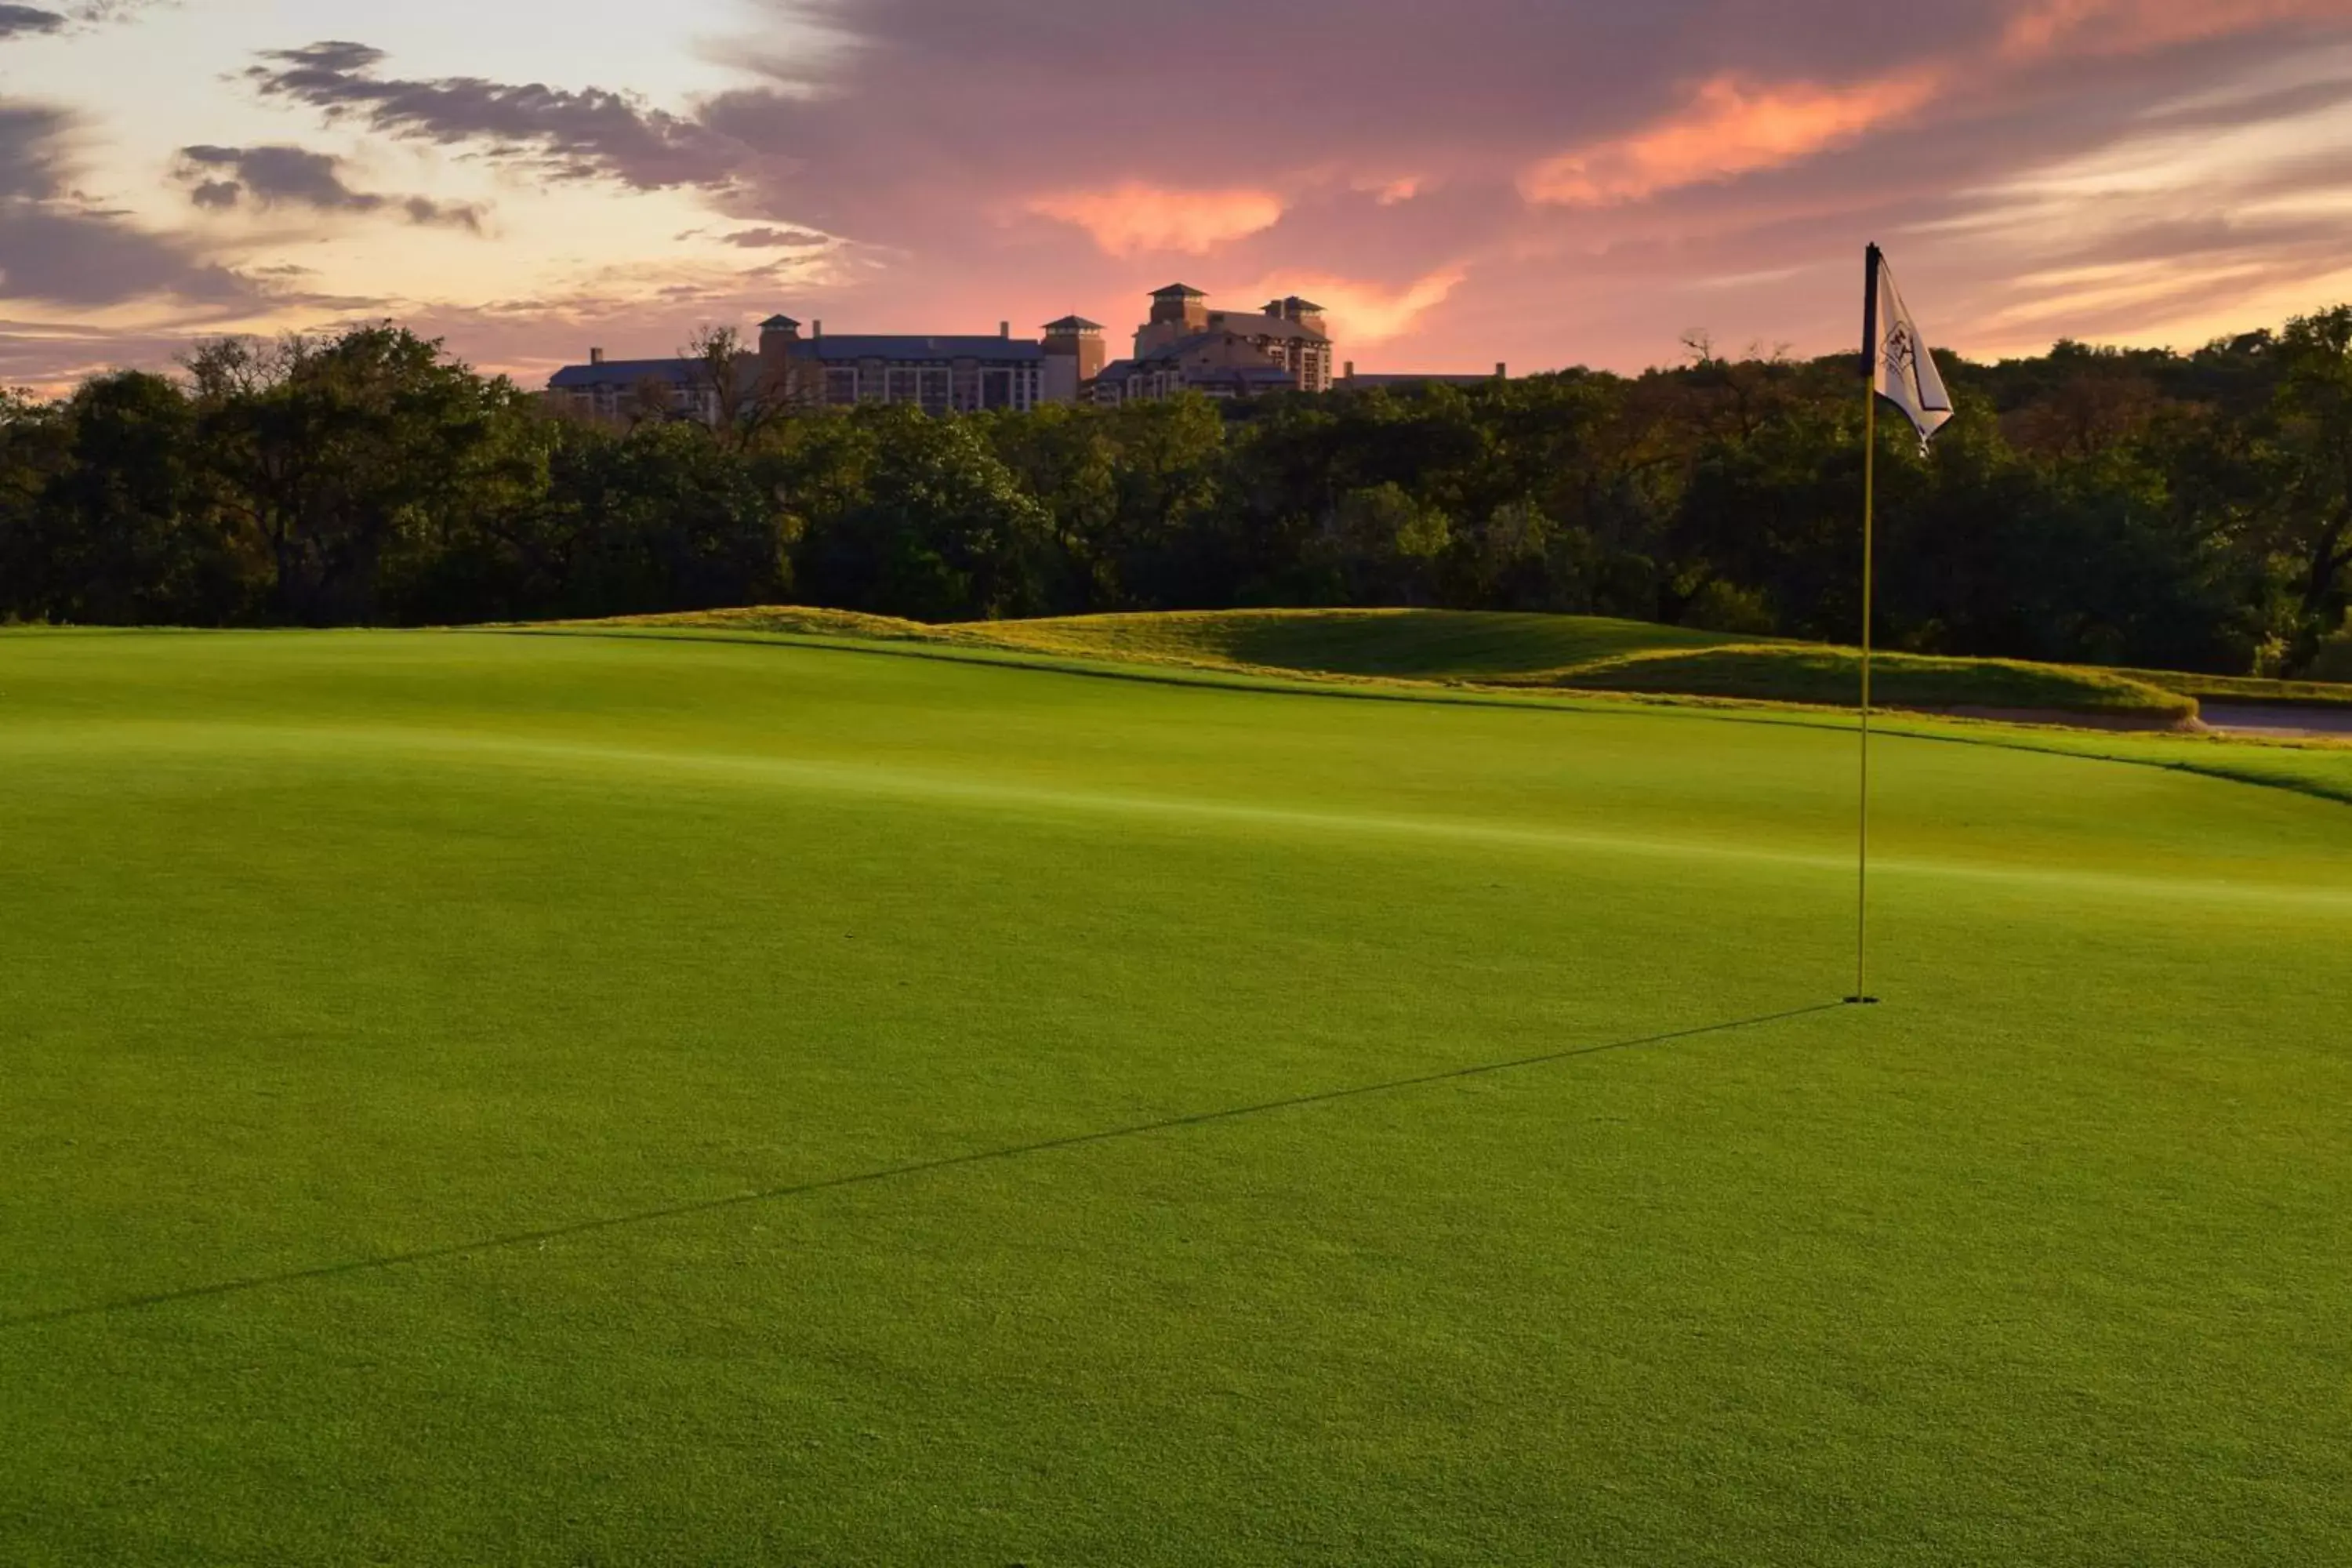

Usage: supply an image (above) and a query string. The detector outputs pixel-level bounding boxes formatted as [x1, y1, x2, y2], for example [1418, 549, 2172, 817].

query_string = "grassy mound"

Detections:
[1511, 644, 2198, 721]
[596, 606, 2200, 723]
[557, 604, 953, 644]
[2124, 666, 2352, 711]
[955, 608, 1738, 680]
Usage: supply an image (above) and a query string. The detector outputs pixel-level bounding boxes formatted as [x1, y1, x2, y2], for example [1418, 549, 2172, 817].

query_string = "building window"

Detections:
[825, 368, 858, 406]
[886, 367, 921, 405]
[982, 368, 1014, 410]
[918, 368, 952, 416]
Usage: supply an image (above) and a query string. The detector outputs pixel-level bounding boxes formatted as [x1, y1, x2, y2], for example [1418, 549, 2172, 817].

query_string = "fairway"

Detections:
[4, 629, 2350, 1564]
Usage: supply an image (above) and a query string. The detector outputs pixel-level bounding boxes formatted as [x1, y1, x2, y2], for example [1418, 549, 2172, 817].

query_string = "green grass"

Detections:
[1513, 644, 2198, 720]
[4, 626, 2350, 1565]
[958, 607, 1743, 678]
[586, 604, 1740, 681]
[598, 606, 2213, 720]
[2125, 667, 2352, 710]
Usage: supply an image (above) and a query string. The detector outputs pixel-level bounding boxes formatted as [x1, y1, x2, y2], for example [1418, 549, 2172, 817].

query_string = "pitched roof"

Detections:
[1044, 315, 1105, 332]
[1341, 372, 1507, 389]
[1150, 283, 1206, 298]
[1203, 310, 1327, 343]
[797, 335, 1043, 362]
[1136, 330, 1225, 365]
[546, 358, 700, 390]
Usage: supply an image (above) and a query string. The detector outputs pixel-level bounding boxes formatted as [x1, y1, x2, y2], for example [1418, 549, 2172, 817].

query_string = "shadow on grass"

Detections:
[4, 1001, 1849, 1331]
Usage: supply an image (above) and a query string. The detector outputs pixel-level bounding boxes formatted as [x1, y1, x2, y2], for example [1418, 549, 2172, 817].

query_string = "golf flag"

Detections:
[1864, 245, 1953, 452]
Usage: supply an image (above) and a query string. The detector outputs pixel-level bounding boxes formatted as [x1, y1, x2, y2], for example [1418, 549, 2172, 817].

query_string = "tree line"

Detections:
[4, 309, 2350, 677]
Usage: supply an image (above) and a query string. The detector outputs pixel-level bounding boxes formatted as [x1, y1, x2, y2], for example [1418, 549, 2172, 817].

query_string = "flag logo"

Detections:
[1882, 321, 1918, 380]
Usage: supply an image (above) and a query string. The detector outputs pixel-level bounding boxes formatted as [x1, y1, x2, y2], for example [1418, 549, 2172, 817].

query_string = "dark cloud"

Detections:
[0, 1, 172, 40]
[0, 5, 64, 39]
[68, 1, 172, 24]
[175, 143, 485, 230]
[0, 103, 64, 197]
[0, 103, 253, 310]
[245, 40, 747, 191]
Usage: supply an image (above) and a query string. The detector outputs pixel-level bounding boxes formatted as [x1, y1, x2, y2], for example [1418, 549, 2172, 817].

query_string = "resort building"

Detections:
[785, 318, 1047, 413]
[1088, 285, 1338, 405]
[547, 315, 1048, 420]
[1041, 317, 1109, 404]
[545, 352, 722, 423]
[545, 289, 1355, 417]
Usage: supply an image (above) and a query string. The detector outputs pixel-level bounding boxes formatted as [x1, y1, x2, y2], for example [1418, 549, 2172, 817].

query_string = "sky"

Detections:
[3, 0, 2351, 391]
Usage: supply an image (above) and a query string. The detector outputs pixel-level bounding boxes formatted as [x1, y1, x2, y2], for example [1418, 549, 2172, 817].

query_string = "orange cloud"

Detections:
[1244, 267, 1467, 345]
[2001, 0, 2343, 60]
[1027, 183, 1285, 256]
[1352, 175, 1425, 206]
[1521, 71, 1944, 206]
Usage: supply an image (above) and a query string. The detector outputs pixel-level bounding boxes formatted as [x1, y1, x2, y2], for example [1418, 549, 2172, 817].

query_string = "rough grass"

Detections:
[4, 627, 2351, 1565]
[597, 606, 2199, 720]
[1512, 644, 2197, 720]
[956, 607, 1741, 679]
[2124, 666, 2352, 710]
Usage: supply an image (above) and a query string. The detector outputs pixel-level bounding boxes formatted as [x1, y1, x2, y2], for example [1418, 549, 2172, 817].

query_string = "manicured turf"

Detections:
[962, 606, 1741, 678]
[608, 605, 2216, 718]
[4, 627, 2350, 1565]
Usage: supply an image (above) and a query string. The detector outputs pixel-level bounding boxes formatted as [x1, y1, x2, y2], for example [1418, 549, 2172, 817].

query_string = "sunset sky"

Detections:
[4, 0, 2350, 391]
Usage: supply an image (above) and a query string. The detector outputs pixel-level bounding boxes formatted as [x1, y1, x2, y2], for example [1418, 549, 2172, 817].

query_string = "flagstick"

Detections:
[1853, 380, 1878, 1006]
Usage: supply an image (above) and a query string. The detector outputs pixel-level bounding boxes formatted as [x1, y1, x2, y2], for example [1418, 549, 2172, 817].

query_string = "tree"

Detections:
[0, 389, 67, 620]
[10, 373, 252, 625]
[2263, 307, 2352, 648]
[793, 406, 1052, 621]
[1310, 482, 1452, 606]
[546, 418, 794, 617]
[185, 326, 537, 624]
[981, 402, 1120, 610]
[681, 325, 802, 451]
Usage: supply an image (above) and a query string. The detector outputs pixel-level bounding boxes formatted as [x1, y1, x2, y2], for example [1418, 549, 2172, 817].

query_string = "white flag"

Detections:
[1867, 245, 1953, 452]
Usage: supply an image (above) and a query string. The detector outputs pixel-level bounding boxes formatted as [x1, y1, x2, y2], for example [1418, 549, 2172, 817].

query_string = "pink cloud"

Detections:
[1025, 183, 1287, 257]
[2001, 0, 2347, 59]
[1520, 71, 1947, 207]
[1240, 266, 1468, 345]
[10, 0, 2352, 389]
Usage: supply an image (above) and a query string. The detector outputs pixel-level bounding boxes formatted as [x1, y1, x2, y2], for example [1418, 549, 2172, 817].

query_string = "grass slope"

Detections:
[546, 617, 2352, 808]
[596, 606, 2204, 720]
[961, 607, 1740, 679]
[4, 628, 2350, 1564]
[1507, 643, 2197, 719]
[2125, 667, 2352, 710]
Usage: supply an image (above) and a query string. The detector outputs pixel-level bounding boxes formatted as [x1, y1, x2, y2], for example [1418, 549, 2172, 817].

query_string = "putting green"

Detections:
[2, 629, 2347, 1565]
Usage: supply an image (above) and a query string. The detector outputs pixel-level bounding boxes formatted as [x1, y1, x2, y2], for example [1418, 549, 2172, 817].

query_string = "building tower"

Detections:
[1042, 316, 1107, 403]
[1264, 296, 1328, 337]
[1136, 284, 1209, 356]
[758, 314, 801, 371]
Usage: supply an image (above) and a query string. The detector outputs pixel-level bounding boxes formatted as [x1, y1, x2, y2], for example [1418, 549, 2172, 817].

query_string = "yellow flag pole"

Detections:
[1854, 380, 1877, 1005]
[1853, 244, 1881, 1007]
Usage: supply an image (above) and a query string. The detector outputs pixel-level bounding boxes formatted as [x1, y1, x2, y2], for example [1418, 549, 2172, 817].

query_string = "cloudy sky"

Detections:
[4, 0, 2351, 390]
